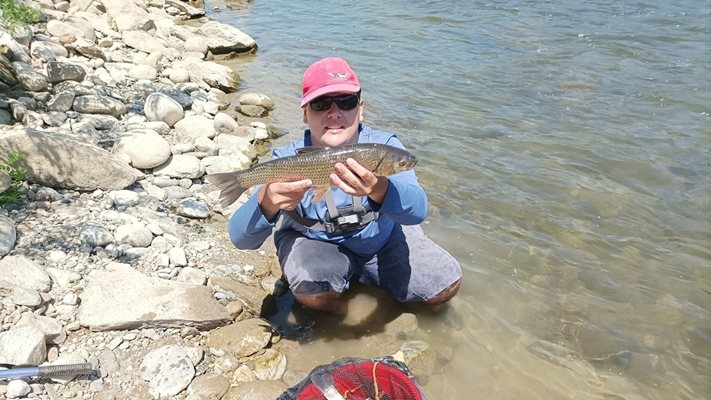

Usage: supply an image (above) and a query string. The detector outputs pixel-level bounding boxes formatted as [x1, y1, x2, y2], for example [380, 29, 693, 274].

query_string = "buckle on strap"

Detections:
[284, 209, 378, 234]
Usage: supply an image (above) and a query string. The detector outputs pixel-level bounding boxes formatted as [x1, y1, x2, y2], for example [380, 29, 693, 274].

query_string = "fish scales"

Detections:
[205, 143, 418, 207]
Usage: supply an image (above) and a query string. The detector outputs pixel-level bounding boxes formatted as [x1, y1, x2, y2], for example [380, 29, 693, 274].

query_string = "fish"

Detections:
[205, 143, 418, 207]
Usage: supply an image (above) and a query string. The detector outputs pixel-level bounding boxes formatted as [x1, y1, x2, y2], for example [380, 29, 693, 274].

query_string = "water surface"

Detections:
[206, 1, 710, 398]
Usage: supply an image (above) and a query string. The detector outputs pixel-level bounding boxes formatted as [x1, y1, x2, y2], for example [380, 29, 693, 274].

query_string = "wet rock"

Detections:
[206, 318, 273, 358]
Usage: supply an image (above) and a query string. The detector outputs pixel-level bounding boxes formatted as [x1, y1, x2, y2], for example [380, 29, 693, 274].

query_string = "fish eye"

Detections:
[399, 160, 407, 166]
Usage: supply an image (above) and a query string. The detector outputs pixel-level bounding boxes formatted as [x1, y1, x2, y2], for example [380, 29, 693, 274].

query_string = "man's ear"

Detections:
[302, 107, 308, 124]
[358, 101, 364, 122]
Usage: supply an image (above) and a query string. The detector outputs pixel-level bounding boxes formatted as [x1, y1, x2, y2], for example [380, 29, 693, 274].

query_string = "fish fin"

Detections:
[295, 146, 330, 154]
[205, 172, 247, 208]
[310, 186, 330, 204]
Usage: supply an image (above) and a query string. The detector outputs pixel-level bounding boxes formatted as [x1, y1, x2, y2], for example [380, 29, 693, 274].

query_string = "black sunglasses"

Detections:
[309, 93, 361, 111]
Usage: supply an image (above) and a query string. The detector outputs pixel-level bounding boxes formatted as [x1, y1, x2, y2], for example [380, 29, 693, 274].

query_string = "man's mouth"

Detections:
[325, 125, 344, 132]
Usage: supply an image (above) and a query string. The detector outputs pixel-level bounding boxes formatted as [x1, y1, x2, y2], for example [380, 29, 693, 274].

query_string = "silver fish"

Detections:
[205, 143, 418, 207]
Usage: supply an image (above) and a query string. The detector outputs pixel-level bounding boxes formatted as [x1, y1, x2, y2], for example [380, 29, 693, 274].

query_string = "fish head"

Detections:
[377, 146, 418, 175]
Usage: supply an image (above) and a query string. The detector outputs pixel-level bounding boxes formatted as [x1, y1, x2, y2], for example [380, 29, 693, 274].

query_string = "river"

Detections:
[204, 0, 710, 398]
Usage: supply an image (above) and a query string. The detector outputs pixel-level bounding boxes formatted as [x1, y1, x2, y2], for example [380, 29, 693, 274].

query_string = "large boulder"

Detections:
[0, 127, 142, 191]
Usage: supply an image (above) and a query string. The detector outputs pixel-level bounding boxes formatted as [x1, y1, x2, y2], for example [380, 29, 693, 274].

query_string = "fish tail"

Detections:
[205, 172, 248, 208]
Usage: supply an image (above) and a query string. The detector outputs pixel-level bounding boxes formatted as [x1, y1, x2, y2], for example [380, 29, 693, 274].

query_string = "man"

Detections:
[228, 57, 462, 314]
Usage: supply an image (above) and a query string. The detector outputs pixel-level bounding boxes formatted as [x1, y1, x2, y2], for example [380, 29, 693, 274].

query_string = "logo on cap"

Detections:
[328, 72, 349, 79]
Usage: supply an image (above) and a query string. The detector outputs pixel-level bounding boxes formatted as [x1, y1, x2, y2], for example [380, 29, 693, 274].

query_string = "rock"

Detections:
[122, 30, 171, 57]
[47, 91, 76, 112]
[73, 95, 127, 117]
[209, 277, 269, 313]
[252, 349, 287, 380]
[46, 18, 95, 42]
[213, 112, 238, 135]
[206, 318, 273, 358]
[16, 313, 66, 345]
[0, 54, 19, 86]
[0, 325, 47, 366]
[11, 61, 50, 91]
[153, 155, 205, 179]
[77, 263, 230, 331]
[112, 129, 171, 169]
[0, 128, 142, 191]
[174, 59, 239, 92]
[0, 215, 16, 256]
[6, 380, 31, 399]
[176, 198, 210, 219]
[237, 104, 268, 118]
[223, 380, 288, 400]
[46, 61, 86, 84]
[0, 255, 51, 292]
[187, 374, 229, 399]
[174, 114, 216, 140]
[80, 221, 114, 247]
[0, 282, 42, 307]
[238, 93, 274, 110]
[114, 223, 154, 247]
[199, 21, 256, 54]
[68, 37, 106, 60]
[30, 40, 69, 61]
[144, 93, 184, 127]
[176, 267, 206, 285]
[140, 345, 195, 399]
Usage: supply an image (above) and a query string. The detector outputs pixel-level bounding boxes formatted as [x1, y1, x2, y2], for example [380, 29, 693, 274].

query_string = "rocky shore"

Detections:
[0, 1, 444, 399]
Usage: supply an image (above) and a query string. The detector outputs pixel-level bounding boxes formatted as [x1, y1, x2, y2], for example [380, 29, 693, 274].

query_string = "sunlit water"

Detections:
[203, 0, 710, 398]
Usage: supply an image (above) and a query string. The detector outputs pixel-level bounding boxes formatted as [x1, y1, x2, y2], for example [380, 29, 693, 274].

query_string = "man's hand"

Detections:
[331, 158, 389, 204]
[258, 179, 312, 220]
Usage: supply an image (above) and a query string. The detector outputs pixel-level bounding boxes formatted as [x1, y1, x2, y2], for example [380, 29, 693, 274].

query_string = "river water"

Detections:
[203, 0, 710, 398]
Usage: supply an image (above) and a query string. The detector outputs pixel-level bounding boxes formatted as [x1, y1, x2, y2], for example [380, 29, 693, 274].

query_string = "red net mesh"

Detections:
[281, 357, 425, 400]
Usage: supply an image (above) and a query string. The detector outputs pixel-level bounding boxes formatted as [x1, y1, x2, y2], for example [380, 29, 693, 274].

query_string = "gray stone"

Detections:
[77, 263, 229, 331]
[73, 95, 127, 117]
[198, 21, 256, 54]
[176, 198, 210, 219]
[11, 61, 50, 91]
[46, 61, 86, 84]
[0, 215, 15, 256]
[47, 91, 76, 112]
[0, 128, 142, 191]
[144, 93, 184, 127]
[80, 221, 114, 247]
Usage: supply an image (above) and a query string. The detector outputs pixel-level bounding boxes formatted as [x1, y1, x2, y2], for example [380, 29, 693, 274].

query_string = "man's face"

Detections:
[303, 92, 364, 147]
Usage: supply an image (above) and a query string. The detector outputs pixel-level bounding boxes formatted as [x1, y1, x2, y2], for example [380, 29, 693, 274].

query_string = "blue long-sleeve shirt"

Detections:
[227, 124, 428, 256]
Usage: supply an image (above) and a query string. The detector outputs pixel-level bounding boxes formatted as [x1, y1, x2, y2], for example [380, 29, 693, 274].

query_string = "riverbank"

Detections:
[0, 1, 437, 399]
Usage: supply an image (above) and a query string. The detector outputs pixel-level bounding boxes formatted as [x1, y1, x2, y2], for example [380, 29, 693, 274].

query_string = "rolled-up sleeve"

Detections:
[372, 170, 428, 225]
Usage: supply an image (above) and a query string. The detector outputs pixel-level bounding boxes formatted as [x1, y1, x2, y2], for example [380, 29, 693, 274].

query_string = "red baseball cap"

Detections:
[300, 57, 361, 107]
